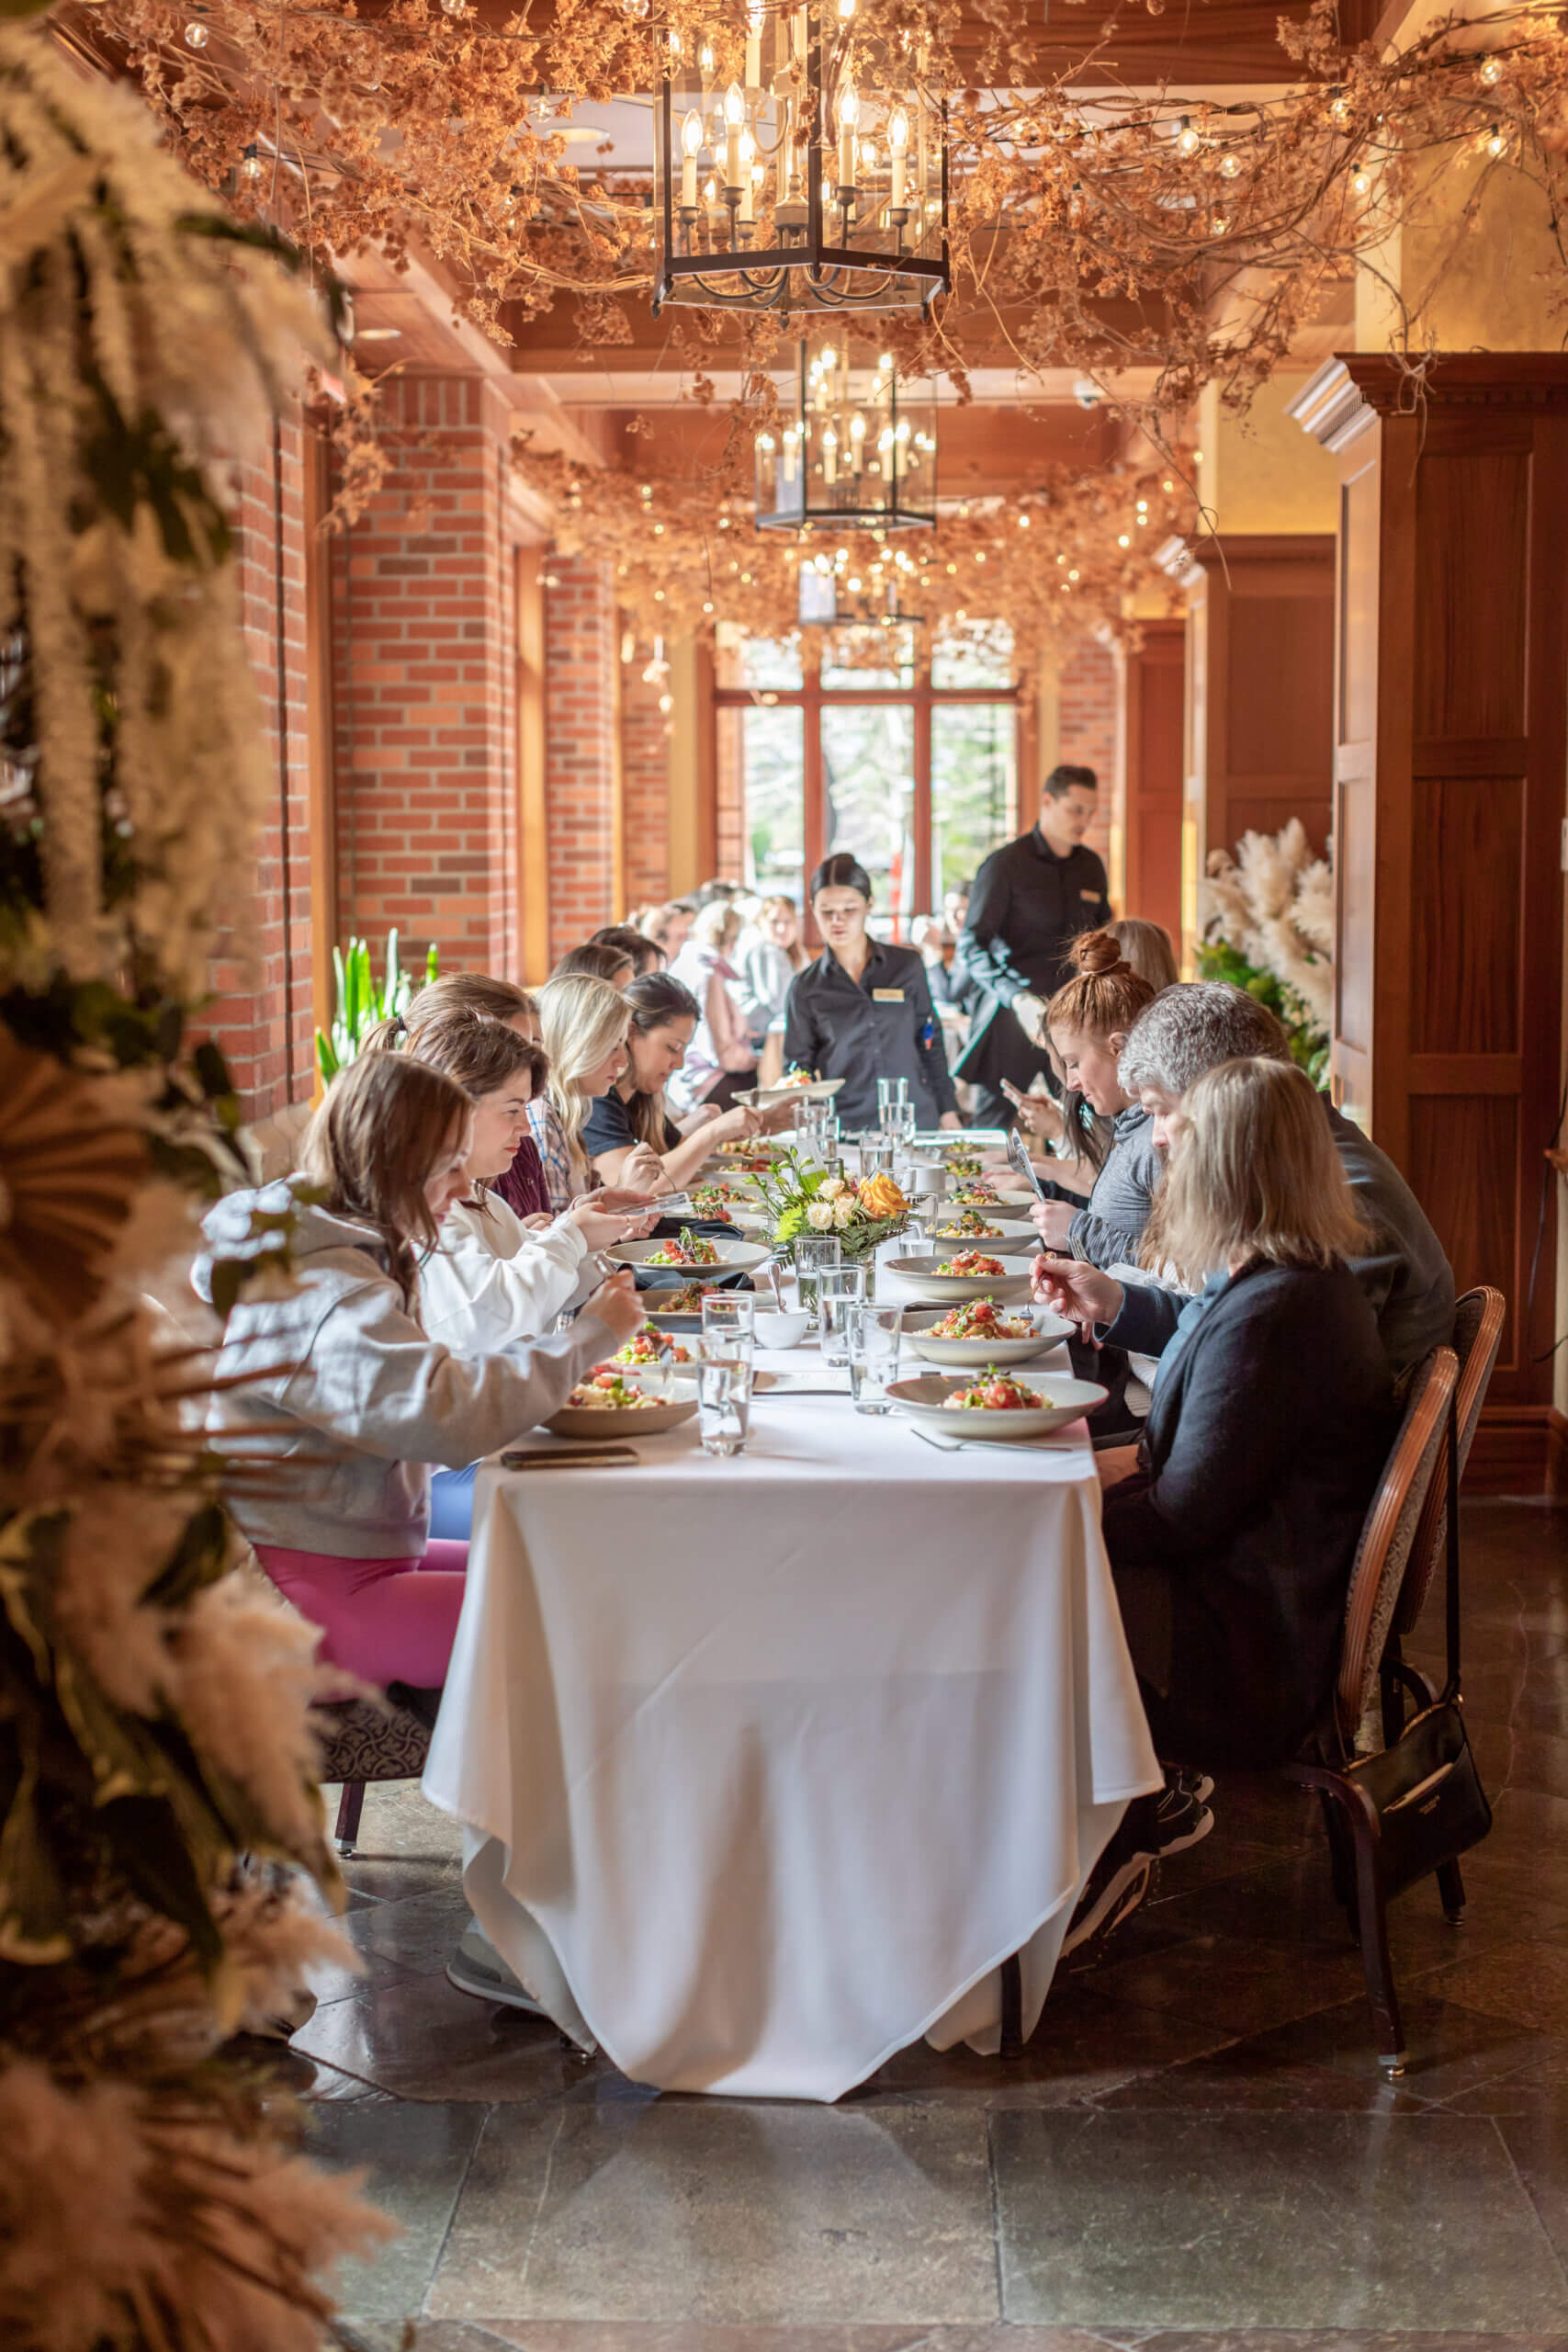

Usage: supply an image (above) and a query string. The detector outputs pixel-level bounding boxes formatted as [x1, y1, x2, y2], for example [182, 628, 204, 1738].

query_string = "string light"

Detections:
[1175, 118, 1203, 160]
[183, 19, 208, 44]
[241, 142, 264, 179]
[1478, 55, 1503, 88]
[1218, 153, 1242, 180]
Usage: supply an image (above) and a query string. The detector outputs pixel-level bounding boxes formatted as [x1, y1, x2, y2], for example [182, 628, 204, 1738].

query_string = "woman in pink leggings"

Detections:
[195, 1053, 644, 1700]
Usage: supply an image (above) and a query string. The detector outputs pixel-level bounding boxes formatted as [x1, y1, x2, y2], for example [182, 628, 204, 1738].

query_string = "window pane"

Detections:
[931, 704, 1017, 903]
[820, 703, 917, 934]
[718, 704, 806, 901]
[821, 622, 916, 691]
[714, 625, 806, 691]
[931, 618, 1016, 690]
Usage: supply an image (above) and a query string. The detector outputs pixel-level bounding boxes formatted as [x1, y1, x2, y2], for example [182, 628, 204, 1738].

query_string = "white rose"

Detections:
[832, 1195, 857, 1229]
[819, 1176, 847, 1201]
[806, 1200, 835, 1231]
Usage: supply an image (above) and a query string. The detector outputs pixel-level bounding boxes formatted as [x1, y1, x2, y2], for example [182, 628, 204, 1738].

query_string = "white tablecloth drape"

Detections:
[423, 1345, 1160, 2101]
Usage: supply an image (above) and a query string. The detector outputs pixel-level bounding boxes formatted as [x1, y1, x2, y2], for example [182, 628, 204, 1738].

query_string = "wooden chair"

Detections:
[1389, 1286, 1506, 1668]
[311, 1695, 433, 1858]
[1285, 1342, 1457, 2077]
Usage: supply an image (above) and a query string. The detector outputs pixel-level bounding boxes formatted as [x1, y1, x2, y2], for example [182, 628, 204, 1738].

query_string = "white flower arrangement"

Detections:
[1201, 818, 1333, 1078]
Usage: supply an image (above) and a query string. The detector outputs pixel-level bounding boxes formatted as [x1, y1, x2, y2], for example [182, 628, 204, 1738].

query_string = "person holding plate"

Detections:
[782, 854, 963, 1134]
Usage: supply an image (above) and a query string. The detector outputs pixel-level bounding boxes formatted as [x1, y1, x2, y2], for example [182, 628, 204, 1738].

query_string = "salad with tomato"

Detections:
[612, 1325, 693, 1368]
[942, 1367, 1050, 1413]
[935, 1208, 1003, 1239]
[566, 1371, 663, 1411]
[953, 1182, 1001, 1207]
[928, 1298, 1034, 1340]
[646, 1227, 720, 1269]
[935, 1250, 1007, 1279]
[689, 1185, 737, 1224]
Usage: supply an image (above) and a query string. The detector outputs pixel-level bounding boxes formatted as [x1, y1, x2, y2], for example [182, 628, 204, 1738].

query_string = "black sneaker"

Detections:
[1060, 1769, 1214, 1964]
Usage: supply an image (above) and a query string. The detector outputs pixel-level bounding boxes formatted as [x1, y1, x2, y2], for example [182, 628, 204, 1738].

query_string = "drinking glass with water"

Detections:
[818, 1261, 869, 1368]
[848, 1303, 902, 1413]
[693, 1337, 753, 1457]
[793, 1233, 841, 1327]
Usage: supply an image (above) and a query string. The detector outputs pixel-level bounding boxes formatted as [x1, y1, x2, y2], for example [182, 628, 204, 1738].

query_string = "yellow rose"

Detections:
[857, 1172, 908, 1220]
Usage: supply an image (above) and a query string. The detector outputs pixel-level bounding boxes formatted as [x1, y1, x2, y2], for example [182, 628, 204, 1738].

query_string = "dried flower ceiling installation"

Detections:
[53, 0, 1568, 647]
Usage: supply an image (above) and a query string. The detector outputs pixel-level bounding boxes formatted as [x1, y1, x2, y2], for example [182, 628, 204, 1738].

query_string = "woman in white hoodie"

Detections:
[196, 1054, 643, 1694]
[401, 1007, 657, 1538]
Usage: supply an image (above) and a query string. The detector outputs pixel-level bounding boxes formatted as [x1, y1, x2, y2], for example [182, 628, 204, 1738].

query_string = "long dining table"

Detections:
[423, 1270, 1161, 2102]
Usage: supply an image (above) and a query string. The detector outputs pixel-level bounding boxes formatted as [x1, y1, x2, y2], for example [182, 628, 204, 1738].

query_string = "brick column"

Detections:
[543, 554, 621, 959]
[331, 374, 521, 980]
[620, 659, 671, 911]
[1056, 637, 1121, 883]
[199, 409, 314, 1121]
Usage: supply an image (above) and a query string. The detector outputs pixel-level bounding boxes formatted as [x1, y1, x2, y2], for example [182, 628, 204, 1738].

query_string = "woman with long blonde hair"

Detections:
[528, 972, 639, 1212]
[1096, 1057, 1393, 1770]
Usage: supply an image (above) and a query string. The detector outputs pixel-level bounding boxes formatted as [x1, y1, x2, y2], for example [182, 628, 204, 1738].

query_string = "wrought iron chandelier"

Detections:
[756, 339, 937, 533]
[653, 0, 949, 316]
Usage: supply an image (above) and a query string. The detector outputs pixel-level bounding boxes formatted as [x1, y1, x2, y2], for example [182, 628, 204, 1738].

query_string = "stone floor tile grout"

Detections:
[418, 2100, 493, 2321]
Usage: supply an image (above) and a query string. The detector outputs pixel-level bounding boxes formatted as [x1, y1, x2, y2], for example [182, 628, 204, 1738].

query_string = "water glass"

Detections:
[848, 1302, 902, 1414]
[694, 1338, 753, 1456]
[796, 1100, 827, 1158]
[858, 1132, 895, 1180]
[876, 1076, 909, 1122]
[882, 1101, 918, 1148]
[793, 1233, 842, 1327]
[818, 1261, 869, 1367]
[702, 1291, 756, 1358]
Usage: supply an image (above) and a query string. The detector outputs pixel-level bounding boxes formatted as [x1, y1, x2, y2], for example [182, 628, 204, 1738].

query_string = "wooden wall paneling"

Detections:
[1120, 616, 1185, 949]
[1293, 356, 1568, 1465]
[1173, 534, 1335, 967]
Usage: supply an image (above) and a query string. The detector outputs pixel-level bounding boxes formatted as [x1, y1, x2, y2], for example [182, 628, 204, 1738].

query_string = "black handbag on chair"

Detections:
[1340, 1390, 1493, 1901]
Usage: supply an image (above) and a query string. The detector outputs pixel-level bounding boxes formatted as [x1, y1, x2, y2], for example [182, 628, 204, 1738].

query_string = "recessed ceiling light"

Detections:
[355, 327, 401, 341]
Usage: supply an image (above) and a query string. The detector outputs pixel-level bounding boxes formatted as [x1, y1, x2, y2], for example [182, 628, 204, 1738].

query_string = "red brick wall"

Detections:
[621, 656, 671, 910]
[1057, 636, 1120, 878]
[544, 553, 620, 957]
[331, 374, 521, 982]
[198, 410, 315, 1121]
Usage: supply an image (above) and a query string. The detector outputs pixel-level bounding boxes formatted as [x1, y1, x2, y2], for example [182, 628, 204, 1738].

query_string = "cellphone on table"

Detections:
[500, 1446, 639, 1469]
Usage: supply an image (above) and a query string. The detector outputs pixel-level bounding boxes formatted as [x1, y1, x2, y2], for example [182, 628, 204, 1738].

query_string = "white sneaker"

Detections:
[446, 1922, 546, 2015]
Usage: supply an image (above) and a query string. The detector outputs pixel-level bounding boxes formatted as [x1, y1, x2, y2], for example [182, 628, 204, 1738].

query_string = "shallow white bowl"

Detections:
[545, 1396, 699, 1440]
[608, 1237, 772, 1279]
[755, 1308, 811, 1350]
[888, 1371, 1107, 1440]
[902, 1304, 1074, 1367]
[926, 1222, 1040, 1253]
[883, 1255, 1034, 1304]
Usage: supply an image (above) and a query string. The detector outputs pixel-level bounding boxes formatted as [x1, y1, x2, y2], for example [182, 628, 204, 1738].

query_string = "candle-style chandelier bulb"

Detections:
[654, 0, 949, 316]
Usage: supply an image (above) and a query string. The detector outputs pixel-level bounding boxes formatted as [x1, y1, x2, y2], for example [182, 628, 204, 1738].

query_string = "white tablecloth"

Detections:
[423, 1336, 1159, 2101]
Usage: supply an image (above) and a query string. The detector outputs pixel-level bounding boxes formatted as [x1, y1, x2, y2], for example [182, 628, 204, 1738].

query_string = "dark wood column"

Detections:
[1164, 532, 1335, 961]
[1119, 617, 1187, 961]
[1292, 355, 1568, 1485]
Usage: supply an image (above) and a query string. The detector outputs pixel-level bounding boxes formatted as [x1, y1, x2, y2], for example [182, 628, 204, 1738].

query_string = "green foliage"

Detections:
[314, 928, 438, 1085]
[1196, 936, 1330, 1088]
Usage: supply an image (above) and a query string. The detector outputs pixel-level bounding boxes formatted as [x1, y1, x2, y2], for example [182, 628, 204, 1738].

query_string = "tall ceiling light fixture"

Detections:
[653, 0, 949, 315]
[756, 338, 937, 532]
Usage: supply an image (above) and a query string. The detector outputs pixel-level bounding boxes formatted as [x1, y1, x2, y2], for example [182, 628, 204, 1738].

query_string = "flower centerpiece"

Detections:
[746, 1147, 909, 1263]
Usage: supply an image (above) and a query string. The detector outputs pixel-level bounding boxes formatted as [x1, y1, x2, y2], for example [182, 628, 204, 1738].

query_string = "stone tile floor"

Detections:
[276, 1499, 1568, 2350]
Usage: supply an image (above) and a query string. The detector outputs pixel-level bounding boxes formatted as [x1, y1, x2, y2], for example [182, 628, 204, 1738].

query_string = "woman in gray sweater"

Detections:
[1029, 930, 1163, 1269]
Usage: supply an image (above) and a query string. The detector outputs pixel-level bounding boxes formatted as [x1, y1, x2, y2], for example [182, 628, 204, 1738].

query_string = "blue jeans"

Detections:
[429, 1462, 478, 1542]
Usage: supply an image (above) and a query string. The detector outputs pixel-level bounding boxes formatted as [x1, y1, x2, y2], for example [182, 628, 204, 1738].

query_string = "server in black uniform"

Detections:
[953, 764, 1111, 1129]
[783, 855, 962, 1133]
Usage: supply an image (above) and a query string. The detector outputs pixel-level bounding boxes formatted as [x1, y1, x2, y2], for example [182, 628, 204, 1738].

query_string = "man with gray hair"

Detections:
[1036, 981, 1455, 1378]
